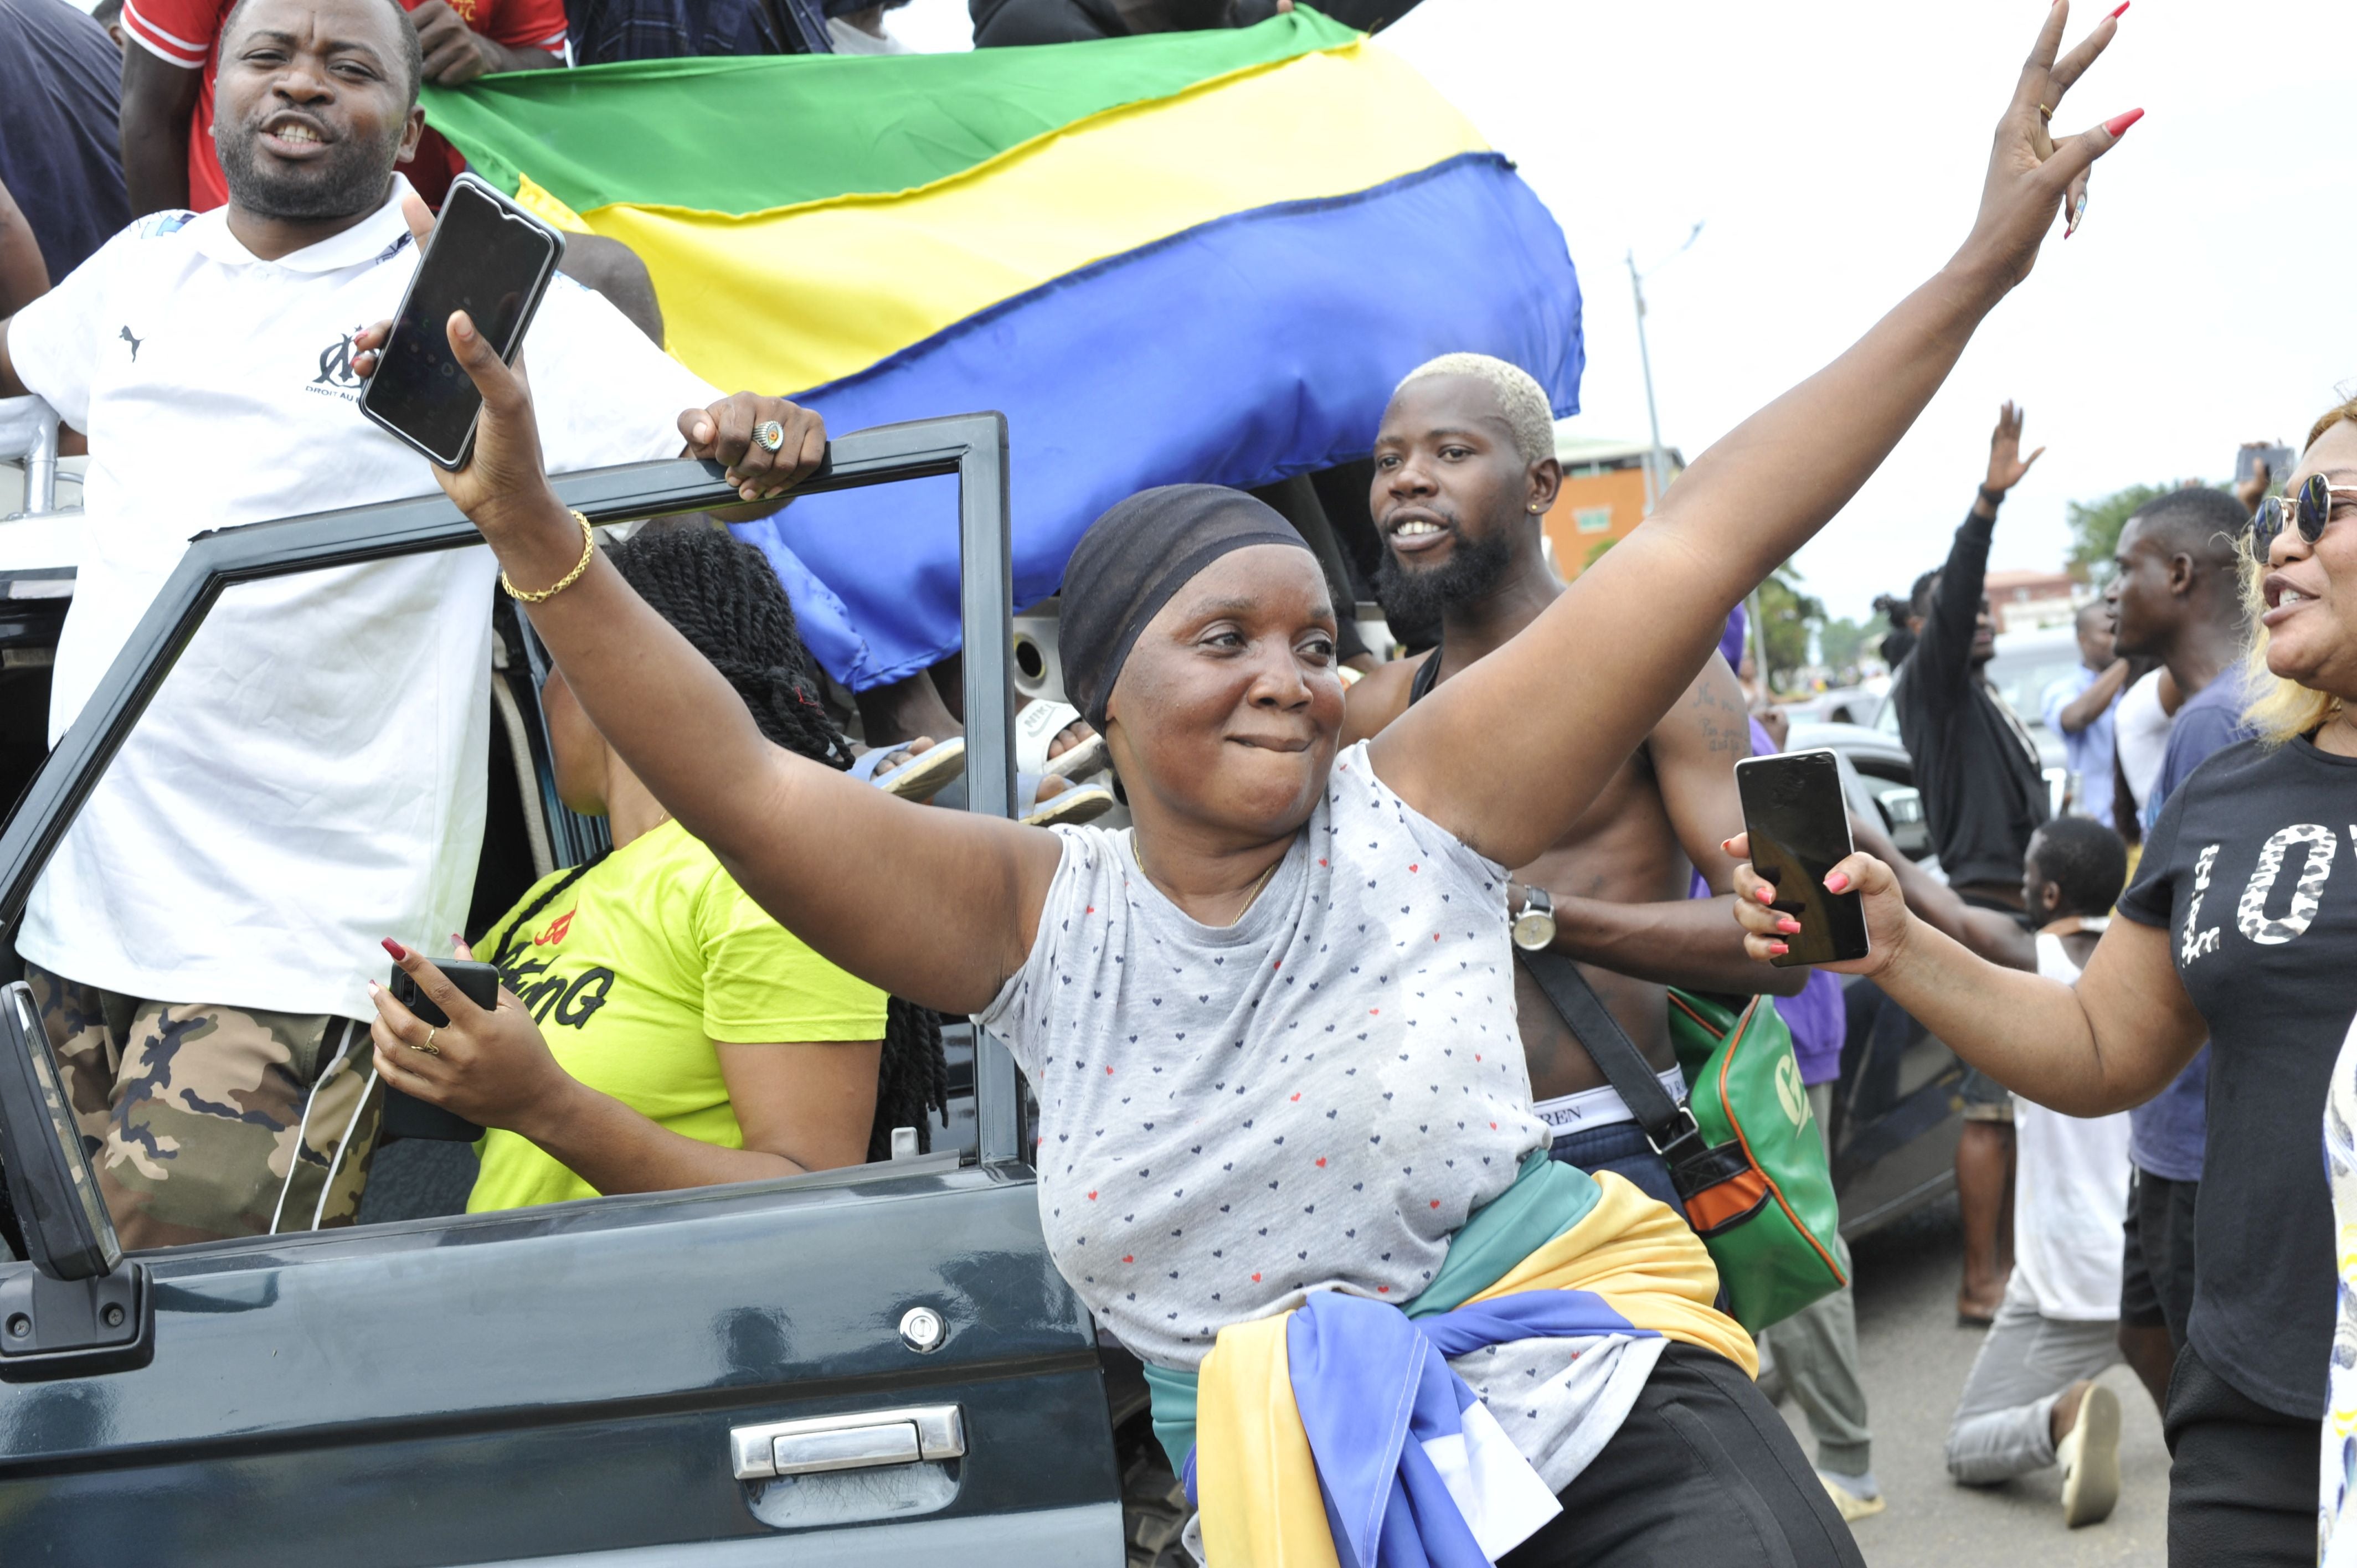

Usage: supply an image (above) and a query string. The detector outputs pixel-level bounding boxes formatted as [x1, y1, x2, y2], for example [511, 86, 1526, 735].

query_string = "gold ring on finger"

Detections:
[752, 420, 785, 453]
[2037, 103, 2054, 120]
[409, 1027, 441, 1058]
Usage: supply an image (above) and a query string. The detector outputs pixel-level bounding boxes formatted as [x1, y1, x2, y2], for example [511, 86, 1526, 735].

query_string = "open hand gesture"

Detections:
[1985, 400, 2045, 495]
[1957, 1, 2138, 289]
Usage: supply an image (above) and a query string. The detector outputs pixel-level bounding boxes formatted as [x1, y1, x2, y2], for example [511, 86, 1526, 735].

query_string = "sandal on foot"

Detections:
[850, 736, 966, 802]
[1816, 1469, 1885, 1523]
[1018, 772, 1115, 828]
[1016, 700, 1109, 782]
[2057, 1384, 2121, 1528]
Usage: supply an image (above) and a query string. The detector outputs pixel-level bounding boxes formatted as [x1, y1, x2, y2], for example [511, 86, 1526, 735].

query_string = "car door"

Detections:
[0, 415, 1123, 1565]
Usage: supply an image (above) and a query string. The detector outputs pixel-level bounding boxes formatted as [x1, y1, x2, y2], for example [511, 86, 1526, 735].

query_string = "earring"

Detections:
[1528, 504, 1543, 513]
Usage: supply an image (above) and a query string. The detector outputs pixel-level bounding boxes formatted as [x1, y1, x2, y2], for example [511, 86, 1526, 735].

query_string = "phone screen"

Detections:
[360, 178, 560, 468]
[1736, 749, 1870, 967]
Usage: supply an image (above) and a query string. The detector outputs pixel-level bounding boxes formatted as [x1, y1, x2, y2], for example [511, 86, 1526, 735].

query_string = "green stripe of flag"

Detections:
[420, 9, 1359, 219]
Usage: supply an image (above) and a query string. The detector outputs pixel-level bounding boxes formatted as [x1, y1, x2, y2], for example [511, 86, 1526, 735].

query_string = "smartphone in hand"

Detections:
[2235, 443, 2295, 489]
[358, 173, 565, 471]
[381, 957, 502, 1142]
[1735, 749, 1870, 968]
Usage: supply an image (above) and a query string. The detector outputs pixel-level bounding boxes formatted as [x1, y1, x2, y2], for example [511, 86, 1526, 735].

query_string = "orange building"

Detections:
[1983, 568, 2080, 632]
[1545, 432, 1682, 581]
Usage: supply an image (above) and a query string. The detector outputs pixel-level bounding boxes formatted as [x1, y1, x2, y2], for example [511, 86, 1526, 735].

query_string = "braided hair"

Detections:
[600, 523, 949, 1160]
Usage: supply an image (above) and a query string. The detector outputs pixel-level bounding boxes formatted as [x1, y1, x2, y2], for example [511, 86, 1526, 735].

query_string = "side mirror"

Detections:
[0, 980, 151, 1379]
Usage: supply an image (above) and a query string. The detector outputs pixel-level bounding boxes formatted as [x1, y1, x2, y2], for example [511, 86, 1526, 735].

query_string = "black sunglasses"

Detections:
[2253, 472, 2357, 558]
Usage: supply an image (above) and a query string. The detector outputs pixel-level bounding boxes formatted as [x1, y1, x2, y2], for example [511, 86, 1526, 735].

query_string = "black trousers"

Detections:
[2164, 1344, 2314, 1567]
[1501, 1343, 1864, 1568]
[2120, 1168, 2198, 1342]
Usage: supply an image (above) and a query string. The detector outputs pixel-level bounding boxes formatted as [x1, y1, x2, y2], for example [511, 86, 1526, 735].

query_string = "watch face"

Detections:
[1512, 911, 1555, 951]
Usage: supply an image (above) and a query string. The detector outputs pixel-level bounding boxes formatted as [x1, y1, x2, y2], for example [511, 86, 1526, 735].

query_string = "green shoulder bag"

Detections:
[1518, 951, 1848, 1332]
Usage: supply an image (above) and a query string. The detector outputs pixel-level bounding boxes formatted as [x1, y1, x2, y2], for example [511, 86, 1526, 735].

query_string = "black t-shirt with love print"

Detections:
[2117, 734, 2357, 1417]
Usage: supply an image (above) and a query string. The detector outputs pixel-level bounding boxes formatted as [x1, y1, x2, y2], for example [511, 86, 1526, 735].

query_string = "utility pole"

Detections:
[1625, 221, 1702, 517]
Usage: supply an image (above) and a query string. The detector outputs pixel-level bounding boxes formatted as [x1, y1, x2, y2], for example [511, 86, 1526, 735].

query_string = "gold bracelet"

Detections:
[500, 509, 596, 604]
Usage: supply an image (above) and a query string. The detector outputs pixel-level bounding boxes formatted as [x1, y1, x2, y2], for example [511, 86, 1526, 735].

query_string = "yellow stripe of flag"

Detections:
[516, 42, 1488, 397]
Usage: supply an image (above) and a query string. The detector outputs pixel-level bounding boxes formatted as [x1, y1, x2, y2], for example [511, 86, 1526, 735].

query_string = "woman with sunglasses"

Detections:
[1735, 400, 2357, 1566]
[382, 7, 2133, 1559]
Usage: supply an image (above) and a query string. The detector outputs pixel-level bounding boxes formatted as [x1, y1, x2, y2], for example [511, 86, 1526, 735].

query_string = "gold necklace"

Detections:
[1135, 839, 1286, 927]
[1227, 854, 1283, 926]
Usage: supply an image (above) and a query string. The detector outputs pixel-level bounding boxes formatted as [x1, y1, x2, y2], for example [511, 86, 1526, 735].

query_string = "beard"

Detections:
[215, 116, 402, 223]
[1373, 526, 1515, 642]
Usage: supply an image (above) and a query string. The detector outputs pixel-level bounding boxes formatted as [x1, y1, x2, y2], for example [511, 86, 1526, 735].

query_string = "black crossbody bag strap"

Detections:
[1514, 947, 1710, 1172]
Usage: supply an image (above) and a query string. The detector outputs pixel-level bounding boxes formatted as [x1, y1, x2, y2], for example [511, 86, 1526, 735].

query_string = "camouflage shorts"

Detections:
[25, 962, 383, 1250]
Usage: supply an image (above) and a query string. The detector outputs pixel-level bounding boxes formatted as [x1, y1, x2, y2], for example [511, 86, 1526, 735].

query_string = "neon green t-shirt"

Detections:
[465, 818, 888, 1213]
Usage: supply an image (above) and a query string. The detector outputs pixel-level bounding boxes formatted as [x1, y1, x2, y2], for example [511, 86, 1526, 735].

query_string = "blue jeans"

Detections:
[1548, 1120, 1686, 1221]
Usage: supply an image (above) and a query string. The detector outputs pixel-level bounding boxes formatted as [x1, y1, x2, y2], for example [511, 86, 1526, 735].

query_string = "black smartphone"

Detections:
[2234, 443, 2296, 490]
[381, 958, 502, 1143]
[358, 173, 565, 471]
[1735, 749, 1870, 968]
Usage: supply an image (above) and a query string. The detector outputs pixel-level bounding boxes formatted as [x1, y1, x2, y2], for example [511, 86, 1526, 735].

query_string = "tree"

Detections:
[1816, 615, 1877, 675]
[2066, 481, 2175, 585]
[1756, 562, 1825, 693]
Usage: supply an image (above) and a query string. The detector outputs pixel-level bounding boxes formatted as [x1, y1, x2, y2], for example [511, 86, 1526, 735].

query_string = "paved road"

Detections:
[1772, 1199, 2170, 1566]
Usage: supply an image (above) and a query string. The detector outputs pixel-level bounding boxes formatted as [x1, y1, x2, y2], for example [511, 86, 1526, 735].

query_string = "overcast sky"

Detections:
[893, 0, 2356, 622]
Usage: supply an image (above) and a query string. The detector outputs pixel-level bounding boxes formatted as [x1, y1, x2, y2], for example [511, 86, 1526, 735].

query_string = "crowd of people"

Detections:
[3, 0, 2352, 1562]
[1758, 395, 2357, 1564]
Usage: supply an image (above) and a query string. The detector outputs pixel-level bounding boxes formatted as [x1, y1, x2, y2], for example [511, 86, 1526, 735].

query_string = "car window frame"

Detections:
[0, 414, 1030, 1252]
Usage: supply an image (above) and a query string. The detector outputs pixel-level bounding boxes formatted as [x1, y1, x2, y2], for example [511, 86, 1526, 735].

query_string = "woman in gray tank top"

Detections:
[387, 13, 2134, 1556]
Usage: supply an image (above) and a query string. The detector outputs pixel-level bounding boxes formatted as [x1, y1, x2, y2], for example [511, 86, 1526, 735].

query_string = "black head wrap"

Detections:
[1059, 484, 1314, 731]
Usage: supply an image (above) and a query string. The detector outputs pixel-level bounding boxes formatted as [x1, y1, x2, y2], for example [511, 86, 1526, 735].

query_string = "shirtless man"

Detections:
[1342, 353, 1805, 1204]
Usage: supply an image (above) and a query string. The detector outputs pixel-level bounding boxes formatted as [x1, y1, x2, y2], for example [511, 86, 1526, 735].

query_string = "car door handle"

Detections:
[729, 1404, 965, 1481]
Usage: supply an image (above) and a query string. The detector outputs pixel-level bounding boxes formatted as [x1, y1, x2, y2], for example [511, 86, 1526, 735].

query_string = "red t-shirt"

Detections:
[121, 0, 565, 213]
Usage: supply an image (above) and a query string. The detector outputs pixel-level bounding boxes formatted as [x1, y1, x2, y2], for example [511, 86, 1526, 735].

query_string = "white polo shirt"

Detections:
[6, 180, 720, 1018]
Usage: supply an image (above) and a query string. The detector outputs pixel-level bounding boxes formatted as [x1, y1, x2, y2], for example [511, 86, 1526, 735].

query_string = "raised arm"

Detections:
[1368, 5, 2131, 869]
[1730, 840, 2201, 1115]
[416, 324, 1062, 1015]
[1916, 406, 2043, 701]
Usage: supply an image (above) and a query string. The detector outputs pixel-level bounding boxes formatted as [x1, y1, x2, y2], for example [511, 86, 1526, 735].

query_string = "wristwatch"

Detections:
[1510, 882, 1556, 951]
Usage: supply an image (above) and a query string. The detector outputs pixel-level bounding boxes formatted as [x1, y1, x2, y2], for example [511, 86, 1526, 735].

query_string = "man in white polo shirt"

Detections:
[0, 0, 824, 1246]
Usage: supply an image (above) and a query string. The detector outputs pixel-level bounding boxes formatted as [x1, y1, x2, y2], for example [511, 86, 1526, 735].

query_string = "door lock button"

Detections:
[898, 1306, 946, 1353]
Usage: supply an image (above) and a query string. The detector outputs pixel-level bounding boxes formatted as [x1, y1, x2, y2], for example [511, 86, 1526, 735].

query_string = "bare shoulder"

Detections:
[1339, 652, 1430, 747]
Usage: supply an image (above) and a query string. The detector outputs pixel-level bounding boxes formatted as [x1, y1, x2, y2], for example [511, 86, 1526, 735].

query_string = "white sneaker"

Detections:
[2056, 1383, 2121, 1528]
[1817, 1468, 1886, 1521]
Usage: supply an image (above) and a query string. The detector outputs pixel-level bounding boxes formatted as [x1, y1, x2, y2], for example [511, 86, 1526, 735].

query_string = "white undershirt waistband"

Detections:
[1532, 1066, 1690, 1136]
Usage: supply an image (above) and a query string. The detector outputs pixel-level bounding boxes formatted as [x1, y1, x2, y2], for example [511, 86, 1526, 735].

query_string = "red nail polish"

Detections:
[2107, 1, 2128, 17]
[1825, 872, 1852, 895]
[1777, 917, 1802, 935]
[1768, 942, 1790, 957]
[382, 938, 408, 960]
[1754, 885, 1775, 904]
[2103, 108, 2144, 136]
